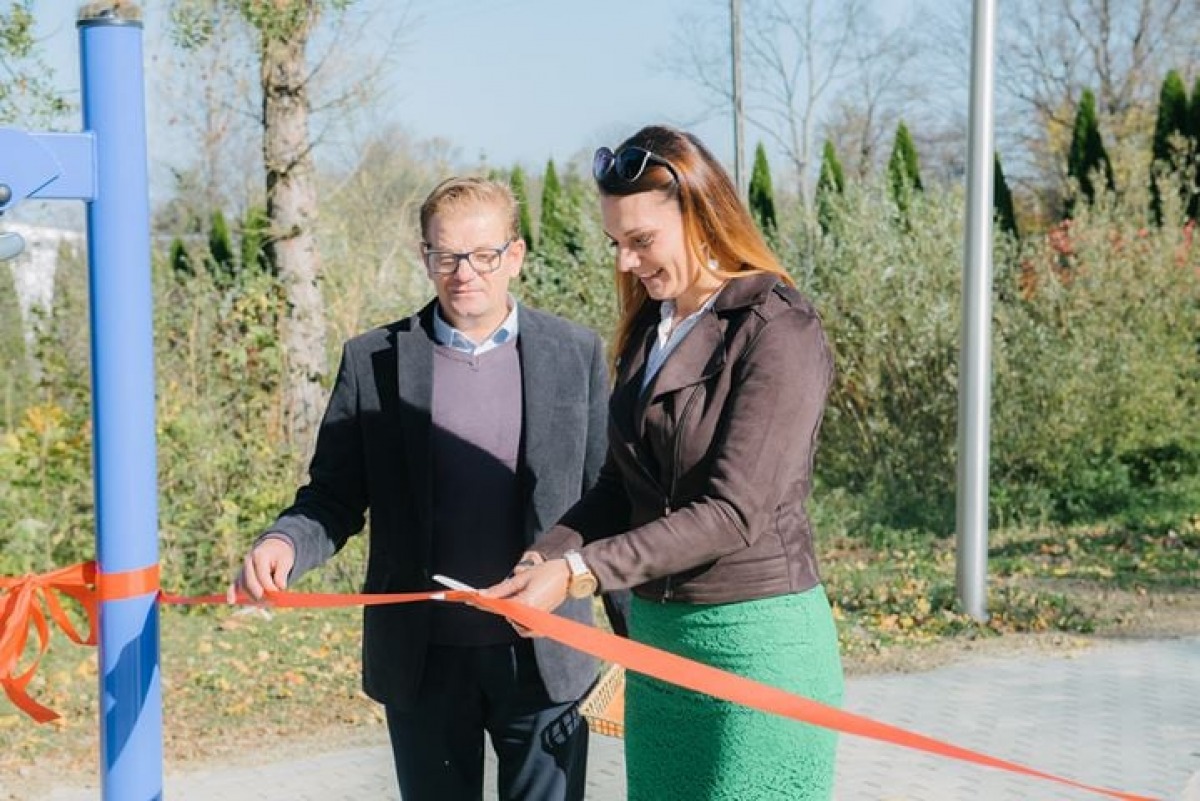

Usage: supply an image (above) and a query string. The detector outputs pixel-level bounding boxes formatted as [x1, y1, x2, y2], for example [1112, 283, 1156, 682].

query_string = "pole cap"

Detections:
[78, 1, 143, 25]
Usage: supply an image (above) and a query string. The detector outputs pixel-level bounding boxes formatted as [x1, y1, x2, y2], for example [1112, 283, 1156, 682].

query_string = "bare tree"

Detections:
[1000, 0, 1195, 126]
[0, 1, 70, 126]
[165, 0, 409, 448]
[161, 0, 404, 224]
[819, 19, 924, 180]
[931, 0, 1200, 196]
[161, 1, 260, 222]
[671, 0, 921, 198]
[318, 122, 456, 345]
[234, 0, 329, 448]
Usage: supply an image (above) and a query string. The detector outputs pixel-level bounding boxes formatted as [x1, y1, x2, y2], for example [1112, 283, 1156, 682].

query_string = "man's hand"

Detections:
[228, 536, 295, 603]
[481, 558, 571, 636]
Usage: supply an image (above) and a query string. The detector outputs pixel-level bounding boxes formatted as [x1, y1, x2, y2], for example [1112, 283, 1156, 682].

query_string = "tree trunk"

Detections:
[259, 2, 327, 450]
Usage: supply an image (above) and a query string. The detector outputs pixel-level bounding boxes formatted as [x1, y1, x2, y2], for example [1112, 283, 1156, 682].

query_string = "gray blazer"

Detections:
[267, 300, 616, 710]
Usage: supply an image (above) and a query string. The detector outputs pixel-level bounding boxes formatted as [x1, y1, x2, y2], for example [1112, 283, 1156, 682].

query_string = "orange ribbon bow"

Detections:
[0, 561, 160, 722]
[0, 563, 100, 722]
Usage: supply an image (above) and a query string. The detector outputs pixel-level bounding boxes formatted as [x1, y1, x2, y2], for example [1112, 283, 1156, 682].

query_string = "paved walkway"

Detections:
[30, 636, 1200, 800]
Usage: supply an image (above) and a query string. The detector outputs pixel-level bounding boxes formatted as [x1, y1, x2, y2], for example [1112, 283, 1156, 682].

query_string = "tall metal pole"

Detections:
[78, 5, 164, 798]
[955, 0, 997, 622]
[730, 0, 746, 197]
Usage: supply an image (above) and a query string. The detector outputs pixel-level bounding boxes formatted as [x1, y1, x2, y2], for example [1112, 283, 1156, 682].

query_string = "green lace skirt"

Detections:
[626, 587, 844, 801]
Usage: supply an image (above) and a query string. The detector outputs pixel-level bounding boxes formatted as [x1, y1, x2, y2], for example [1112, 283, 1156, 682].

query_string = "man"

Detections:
[233, 177, 617, 801]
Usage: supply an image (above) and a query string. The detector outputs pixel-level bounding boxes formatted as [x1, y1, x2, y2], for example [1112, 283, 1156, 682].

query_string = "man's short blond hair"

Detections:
[419, 177, 521, 242]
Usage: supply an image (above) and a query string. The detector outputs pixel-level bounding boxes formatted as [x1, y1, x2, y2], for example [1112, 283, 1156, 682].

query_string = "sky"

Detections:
[28, 0, 924, 201]
[381, 0, 732, 167]
[376, 0, 932, 169]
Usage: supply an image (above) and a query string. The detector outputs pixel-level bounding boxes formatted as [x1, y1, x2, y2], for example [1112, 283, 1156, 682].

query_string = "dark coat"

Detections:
[268, 300, 616, 709]
[536, 273, 834, 605]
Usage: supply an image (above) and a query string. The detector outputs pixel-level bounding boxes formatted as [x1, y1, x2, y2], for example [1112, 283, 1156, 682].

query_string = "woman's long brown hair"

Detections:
[595, 125, 794, 375]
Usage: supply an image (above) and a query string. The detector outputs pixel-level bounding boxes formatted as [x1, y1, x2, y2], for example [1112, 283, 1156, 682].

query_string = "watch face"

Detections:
[564, 551, 597, 597]
[570, 574, 598, 599]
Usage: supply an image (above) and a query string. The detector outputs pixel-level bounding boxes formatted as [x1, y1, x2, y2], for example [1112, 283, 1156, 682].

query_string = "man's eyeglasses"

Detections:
[421, 239, 515, 276]
[592, 146, 679, 185]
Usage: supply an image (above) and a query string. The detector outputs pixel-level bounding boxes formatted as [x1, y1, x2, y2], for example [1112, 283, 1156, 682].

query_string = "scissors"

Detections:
[431, 574, 478, 597]
[435, 574, 530, 635]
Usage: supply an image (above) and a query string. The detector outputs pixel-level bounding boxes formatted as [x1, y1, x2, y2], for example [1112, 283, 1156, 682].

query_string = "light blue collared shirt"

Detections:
[641, 288, 724, 393]
[432, 296, 520, 356]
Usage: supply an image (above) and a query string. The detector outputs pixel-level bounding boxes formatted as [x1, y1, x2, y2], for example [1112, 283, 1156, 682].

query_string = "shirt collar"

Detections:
[656, 287, 723, 345]
[432, 295, 520, 355]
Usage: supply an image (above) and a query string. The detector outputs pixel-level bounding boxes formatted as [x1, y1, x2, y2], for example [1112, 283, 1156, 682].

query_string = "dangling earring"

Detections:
[707, 257, 719, 272]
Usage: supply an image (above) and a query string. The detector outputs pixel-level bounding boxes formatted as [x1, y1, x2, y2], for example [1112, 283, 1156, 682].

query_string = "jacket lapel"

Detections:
[635, 309, 726, 438]
[609, 274, 780, 491]
[395, 304, 435, 558]
[518, 307, 554, 538]
[638, 273, 779, 419]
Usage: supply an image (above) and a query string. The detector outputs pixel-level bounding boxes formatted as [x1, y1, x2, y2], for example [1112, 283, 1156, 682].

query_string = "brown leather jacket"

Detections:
[535, 272, 834, 605]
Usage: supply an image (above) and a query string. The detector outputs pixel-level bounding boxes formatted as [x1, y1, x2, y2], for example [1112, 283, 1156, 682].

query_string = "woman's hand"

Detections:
[510, 550, 545, 577]
[482, 558, 571, 635]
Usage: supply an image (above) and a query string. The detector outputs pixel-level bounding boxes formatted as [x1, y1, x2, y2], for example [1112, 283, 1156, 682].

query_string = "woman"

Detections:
[485, 125, 843, 800]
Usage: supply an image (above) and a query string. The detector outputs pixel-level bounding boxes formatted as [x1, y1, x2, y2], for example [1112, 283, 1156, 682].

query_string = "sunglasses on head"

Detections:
[592, 145, 680, 185]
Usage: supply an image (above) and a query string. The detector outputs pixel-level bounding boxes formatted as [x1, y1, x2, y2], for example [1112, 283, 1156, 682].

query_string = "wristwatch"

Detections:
[563, 550, 598, 598]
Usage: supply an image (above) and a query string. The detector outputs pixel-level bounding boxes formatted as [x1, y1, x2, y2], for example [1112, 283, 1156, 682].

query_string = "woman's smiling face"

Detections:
[600, 189, 722, 314]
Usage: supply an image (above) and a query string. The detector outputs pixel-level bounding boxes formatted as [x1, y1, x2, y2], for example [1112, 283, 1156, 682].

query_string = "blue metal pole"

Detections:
[77, 6, 163, 799]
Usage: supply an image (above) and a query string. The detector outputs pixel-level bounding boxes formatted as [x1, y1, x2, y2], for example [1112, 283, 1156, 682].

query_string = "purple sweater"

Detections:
[428, 338, 525, 645]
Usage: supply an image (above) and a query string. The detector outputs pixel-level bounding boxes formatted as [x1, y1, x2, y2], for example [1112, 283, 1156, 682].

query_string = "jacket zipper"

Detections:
[661, 501, 673, 602]
[661, 385, 703, 603]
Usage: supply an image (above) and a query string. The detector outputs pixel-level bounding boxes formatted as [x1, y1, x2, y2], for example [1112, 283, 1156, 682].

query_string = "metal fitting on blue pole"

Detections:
[0, 184, 27, 261]
[0, 231, 24, 261]
[77, 3, 163, 799]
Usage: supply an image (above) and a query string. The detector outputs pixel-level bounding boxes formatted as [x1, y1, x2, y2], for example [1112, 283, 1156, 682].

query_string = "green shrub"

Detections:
[0, 248, 95, 575]
[790, 178, 965, 532]
[785, 177, 1199, 535]
[518, 177, 617, 338]
[991, 196, 1200, 524]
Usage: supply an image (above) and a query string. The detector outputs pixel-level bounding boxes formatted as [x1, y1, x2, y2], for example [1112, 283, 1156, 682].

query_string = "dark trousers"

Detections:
[385, 640, 589, 801]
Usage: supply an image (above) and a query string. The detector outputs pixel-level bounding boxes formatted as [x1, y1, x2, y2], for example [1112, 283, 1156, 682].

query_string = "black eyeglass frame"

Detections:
[420, 238, 516, 276]
[592, 145, 680, 185]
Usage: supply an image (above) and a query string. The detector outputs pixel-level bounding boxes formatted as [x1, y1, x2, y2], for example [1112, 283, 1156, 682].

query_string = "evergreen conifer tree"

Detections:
[509, 165, 536, 251]
[539, 159, 582, 256]
[1066, 89, 1114, 214]
[1191, 76, 1200, 142]
[993, 153, 1019, 239]
[240, 205, 270, 274]
[1189, 76, 1200, 220]
[169, 237, 191, 277]
[1152, 70, 1189, 164]
[748, 142, 777, 234]
[540, 159, 564, 248]
[815, 140, 846, 233]
[208, 209, 235, 283]
[1150, 70, 1189, 224]
[887, 122, 923, 213]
